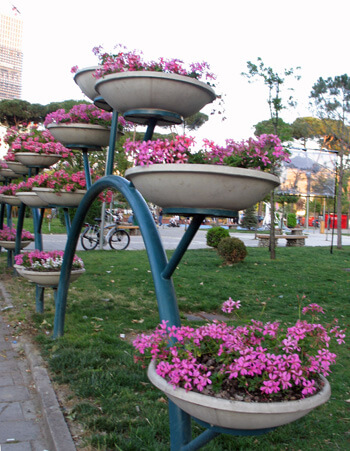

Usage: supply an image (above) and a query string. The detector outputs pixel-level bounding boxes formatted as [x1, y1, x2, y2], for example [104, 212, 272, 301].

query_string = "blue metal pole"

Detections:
[82, 149, 92, 189]
[63, 208, 71, 233]
[106, 110, 119, 176]
[143, 118, 157, 141]
[35, 285, 44, 313]
[54, 175, 181, 338]
[162, 215, 205, 280]
[32, 208, 43, 250]
[15, 202, 26, 255]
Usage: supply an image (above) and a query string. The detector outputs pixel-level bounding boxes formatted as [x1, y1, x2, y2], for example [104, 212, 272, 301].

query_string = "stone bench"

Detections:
[278, 235, 307, 247]
[256, 234, 278, 248]
[257, 234, 307, 247]
[120, 225, 140, 236]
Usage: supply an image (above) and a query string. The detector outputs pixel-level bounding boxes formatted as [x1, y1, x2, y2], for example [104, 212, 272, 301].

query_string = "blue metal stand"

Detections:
[52, 108, 266, 450]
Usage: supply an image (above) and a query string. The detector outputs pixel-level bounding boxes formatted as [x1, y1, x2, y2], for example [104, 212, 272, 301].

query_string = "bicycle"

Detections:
[80, 214, 130, 251]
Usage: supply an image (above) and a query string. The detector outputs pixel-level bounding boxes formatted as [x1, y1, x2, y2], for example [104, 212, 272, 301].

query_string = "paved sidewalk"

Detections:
[0, 284, 76, 451]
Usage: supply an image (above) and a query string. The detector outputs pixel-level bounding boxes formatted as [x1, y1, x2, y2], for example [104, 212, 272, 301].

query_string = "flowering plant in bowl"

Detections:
[124, 134, 290, 173]
[44, 103, 117, 129]
[0, 225, 34, 241]
[14, 250, 84, 272]
[72, 44, 216, 84]
[31, 170, 86, 193]
[133, 297, 345, 403]
[0, 183, 18, 196]
[7, 125, 72, 157]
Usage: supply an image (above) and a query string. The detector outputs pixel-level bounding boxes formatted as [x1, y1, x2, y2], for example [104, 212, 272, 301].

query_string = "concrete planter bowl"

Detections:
[5, 161, 29, 175]
[73, 66, 99, 101]
[1, 194, 22, 207]
[14, 153, 61, 168]
[148, 361, 331, 430]
[33, 188, 87, 207]
[0, 241, 32, 251]
[47, 123, 110, 148]
[95, 72, 216, 119]
[125, 164, 280, 214]
[14, 265, 85, 287]
[15, 192, 50, 208]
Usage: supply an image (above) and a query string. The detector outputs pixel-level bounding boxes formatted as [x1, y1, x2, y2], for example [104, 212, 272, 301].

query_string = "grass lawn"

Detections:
[0, 246, 349, 450]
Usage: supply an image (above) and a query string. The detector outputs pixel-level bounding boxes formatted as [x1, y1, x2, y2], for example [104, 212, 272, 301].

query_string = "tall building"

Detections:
[0, 5, 23, 100]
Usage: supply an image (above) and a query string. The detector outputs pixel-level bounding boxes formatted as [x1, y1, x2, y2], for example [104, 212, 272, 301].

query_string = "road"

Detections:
[25, 226, 349, 252]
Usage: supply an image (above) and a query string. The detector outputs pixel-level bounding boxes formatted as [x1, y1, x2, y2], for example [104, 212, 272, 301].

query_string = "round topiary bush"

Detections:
[206, 226, 230, 248]
[217, 237, 247, 264]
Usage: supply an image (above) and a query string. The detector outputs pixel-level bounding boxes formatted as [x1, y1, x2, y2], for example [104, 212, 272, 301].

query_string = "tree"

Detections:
[183, 112, 209, 131]
[0, 99, 45, 126]
[254, 118, 293, 142]
[241, 206, 258, 230]
[310, 74, 350, 249]
[242, 57, 300, 259]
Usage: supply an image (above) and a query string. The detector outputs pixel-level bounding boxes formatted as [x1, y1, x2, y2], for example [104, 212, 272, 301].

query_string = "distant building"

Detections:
[0, 4, 23, 100]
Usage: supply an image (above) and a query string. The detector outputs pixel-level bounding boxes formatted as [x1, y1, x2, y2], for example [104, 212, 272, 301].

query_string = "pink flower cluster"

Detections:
[0, 183, 18, 196]
[73, 44, 216, 82]
[124, 134, 290, 172]
[29, 170, 87, 193]
[6, 126, 72, 157]
[0, 225, 34, 241]
[15, 250, 84, 271]
[202, 134, 290, 171]
[44, 103, 116, 128]
[124, 135, 195, 166]
[133, 299, 345, 399]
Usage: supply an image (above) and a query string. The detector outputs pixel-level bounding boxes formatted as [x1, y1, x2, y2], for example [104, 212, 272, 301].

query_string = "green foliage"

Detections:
[183, 112, 209, 131]
[287, 213, 297, 228]
[217, 237, 247, 264]
[0, 99, 88, 127]
[254, 118, 293, 142]
[58, 201, 103, 228]
[242, 57, 301, 129]
[1, 246, 350, 450]
[206, 227, 230, 248]
[241, 206, 258, 230]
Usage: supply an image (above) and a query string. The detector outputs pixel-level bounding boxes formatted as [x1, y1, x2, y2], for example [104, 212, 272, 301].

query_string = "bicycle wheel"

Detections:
[109, 229, 130, 250]
[81, 226, 99, 250]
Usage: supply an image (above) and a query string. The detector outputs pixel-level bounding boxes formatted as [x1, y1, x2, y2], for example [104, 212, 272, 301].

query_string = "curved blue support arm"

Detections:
[54, 175, 181, 338]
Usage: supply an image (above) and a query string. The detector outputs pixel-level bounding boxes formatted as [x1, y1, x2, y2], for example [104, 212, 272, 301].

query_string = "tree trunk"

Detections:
[336, 150, 344, 249]
[269, 190, 276, 259]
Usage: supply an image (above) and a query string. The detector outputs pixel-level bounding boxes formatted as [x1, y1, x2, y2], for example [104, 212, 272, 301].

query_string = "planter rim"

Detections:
[0, 240, 32, 245]
[148, 361, 331, 414]
[95, 71, 216, 99]
[125, 164, 280, 184]
[14, 152, 61, 158]
[14, 265, 85, 277]
[15, 192, 50, 207]
[32, 187, 87, 194]
[74, 65, 99, 76]
[47, 123, 110, 131]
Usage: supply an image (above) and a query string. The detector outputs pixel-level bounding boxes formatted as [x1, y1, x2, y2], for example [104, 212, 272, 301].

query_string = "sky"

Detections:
[2, 0, 349, 145]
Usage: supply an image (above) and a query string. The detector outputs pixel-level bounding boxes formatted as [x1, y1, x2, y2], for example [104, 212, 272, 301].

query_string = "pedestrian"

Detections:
[158, 209, 163, 227]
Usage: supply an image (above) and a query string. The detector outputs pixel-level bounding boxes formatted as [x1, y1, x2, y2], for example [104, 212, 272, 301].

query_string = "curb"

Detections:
[0, 281, 76, 451]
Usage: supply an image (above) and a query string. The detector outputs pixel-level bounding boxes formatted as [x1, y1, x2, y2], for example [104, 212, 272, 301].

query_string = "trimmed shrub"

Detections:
[206, 227, 230, 248]
[217, 237, 247, 264]
[287, 213, 297, 228]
